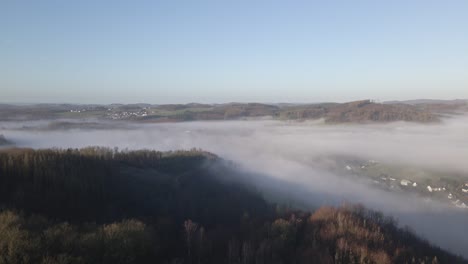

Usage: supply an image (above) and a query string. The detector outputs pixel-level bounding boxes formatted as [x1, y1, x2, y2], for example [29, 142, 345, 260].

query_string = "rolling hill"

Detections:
[0, 100, 446, 124]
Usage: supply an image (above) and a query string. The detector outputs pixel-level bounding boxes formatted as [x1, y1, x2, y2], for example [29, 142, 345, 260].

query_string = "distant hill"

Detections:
[279, 100, 438, 123]
[384, 99, 468, 115]
[0, 147, 465, 263]
[328, 100, 438, 123]
[0, 100, 450, 123]
[384, 99, 468, 105]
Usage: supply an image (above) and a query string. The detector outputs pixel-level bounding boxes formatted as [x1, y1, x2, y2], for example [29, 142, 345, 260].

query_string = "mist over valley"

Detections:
[2, 108, 468, 257]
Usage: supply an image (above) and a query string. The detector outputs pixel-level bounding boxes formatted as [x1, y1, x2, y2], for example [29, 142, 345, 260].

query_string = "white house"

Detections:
[400, 179, 411, 186]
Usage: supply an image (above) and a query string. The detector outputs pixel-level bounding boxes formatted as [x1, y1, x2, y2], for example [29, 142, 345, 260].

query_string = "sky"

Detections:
[1, 0, 468, 104]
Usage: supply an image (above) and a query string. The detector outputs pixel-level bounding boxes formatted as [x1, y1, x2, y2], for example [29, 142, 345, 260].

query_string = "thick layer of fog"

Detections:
[2, 116, 468, 256]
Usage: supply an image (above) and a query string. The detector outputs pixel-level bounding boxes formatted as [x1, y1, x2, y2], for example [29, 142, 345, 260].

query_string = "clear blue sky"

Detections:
[1, 0, 467, 104]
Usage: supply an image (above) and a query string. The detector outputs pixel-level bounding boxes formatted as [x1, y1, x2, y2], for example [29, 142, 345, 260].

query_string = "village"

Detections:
[341, 158, 468, 210]
[106, 109, 149, 120]
[67, 106, 150, 120]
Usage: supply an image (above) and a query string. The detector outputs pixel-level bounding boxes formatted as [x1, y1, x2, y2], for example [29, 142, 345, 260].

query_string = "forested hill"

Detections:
[0, 148, 465, 264]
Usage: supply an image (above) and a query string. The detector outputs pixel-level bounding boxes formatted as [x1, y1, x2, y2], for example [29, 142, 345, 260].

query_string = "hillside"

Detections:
[280, 100, 438, 123]
[0, 100, 442, 123]
[0, 134, 12, 146]
[384, 100, 468, 115]
[0, 147, 464, 263]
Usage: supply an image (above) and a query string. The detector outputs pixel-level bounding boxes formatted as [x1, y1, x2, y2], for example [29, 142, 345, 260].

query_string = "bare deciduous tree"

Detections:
[184, 219, 198, 263]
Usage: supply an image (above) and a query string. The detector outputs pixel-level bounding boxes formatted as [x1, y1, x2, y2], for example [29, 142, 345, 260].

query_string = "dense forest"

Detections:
[0, 147, 465, 264]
